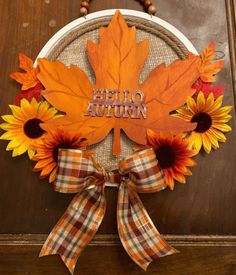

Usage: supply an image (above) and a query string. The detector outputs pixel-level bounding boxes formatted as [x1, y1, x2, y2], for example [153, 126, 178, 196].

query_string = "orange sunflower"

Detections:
[147, 129, 196, 190]
[175, 91, 232, 153]
[32, 128, 87, 183]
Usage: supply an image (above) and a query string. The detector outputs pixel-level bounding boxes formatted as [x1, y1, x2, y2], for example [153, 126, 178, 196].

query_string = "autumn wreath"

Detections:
[0, 10, 232, 273]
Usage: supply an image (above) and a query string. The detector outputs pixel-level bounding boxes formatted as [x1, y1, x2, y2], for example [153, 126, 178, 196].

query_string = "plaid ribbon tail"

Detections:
[40, 185, 106, 274]
[117, 181, 177, 271]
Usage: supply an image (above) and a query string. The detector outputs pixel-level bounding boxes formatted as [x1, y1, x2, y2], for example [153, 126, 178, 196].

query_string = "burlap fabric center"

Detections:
[46, 16, 189, 171]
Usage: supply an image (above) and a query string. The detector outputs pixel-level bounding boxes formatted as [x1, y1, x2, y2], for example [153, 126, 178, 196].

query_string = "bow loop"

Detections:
[119, 147, 166, 193]
[55, 149, 105, 193]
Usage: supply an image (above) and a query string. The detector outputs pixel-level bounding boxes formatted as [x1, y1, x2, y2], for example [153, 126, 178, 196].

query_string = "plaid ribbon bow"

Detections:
[40, 147, 177, 273]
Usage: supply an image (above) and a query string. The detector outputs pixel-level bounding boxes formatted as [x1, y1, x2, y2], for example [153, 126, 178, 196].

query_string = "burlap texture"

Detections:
[45, 15, 189, 170]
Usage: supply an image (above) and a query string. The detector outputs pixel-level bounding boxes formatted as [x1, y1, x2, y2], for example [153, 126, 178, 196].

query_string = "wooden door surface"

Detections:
[0, 0, 236, 274]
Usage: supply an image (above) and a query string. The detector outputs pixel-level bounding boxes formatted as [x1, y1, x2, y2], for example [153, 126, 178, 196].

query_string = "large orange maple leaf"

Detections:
[38, 10, 200, 155]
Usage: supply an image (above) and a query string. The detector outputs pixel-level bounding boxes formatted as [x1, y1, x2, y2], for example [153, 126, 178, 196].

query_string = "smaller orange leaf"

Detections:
[10, 53, 39, 90]
[199, 42, 224, 83]
[19, 53, 34, 72]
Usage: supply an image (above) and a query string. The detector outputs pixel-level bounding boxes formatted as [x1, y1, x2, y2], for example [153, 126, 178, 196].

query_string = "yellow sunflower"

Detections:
[175, 92, 232, 153]
[0, 98, 58, 158]
[32, 128, 87, 183]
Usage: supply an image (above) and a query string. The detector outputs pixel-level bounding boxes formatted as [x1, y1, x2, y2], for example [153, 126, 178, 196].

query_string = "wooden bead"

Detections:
[81, 1, 89, 9]
[144, 0, 152, 8]
[148, 5, 157, 14]
[80, 7, 88, 16]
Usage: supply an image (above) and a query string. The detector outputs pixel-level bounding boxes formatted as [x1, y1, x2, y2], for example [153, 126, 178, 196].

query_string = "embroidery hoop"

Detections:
[35, 9, 199, 178]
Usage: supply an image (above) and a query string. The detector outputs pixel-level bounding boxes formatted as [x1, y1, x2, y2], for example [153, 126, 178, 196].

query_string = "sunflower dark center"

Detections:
[53, 142, 72, 162]
[191, 112, 212, 133]
[23, 118, 45, 139]
[155, 144, 176, 169]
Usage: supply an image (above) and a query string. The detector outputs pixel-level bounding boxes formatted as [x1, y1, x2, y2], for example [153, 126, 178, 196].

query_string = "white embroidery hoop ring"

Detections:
[36, 9, 198, 59]
[35, 9, 199, 187]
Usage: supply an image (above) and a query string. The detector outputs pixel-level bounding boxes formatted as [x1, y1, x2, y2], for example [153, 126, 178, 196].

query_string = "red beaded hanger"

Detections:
[80, 0, 157, 16]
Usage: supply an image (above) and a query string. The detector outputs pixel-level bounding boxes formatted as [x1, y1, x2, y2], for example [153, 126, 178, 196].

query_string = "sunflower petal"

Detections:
[12, 143, 28, 156]
[206, 131, 219, 149]
[0, 131, 17, 140]
[197, 91, 206, 111]
[49, 167, 58, 183]
[9, 105, 27, 120]
[12, 147, 22, 157]
[181, 158, 197, 167]
[28, 148, 36, 159]
[203, 93, 215, 112]
[183, 168, 193, 176]
[6, 138, 24, 150]
[20, 98, 31, 109]
[174, 173, 186, 184]
[175, 108, 193, 119]
[164, 171, 175, 190]
[207, 95, 223, 114]
[146, 129, 159, 148]
[212, 123, 232, 132]
[190, 132, 202, 152]
[211, 105, 233, 116]
[0, 123, 19, 130]
[211, 114, 232, 122]
[210, 128, 226, 142]
[40, 162, 57, 178]
[187, 96, 197, 113]
[201, 133, 212, 153]
[34, 157, 54, 170]
[1, 115, 21, 124]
